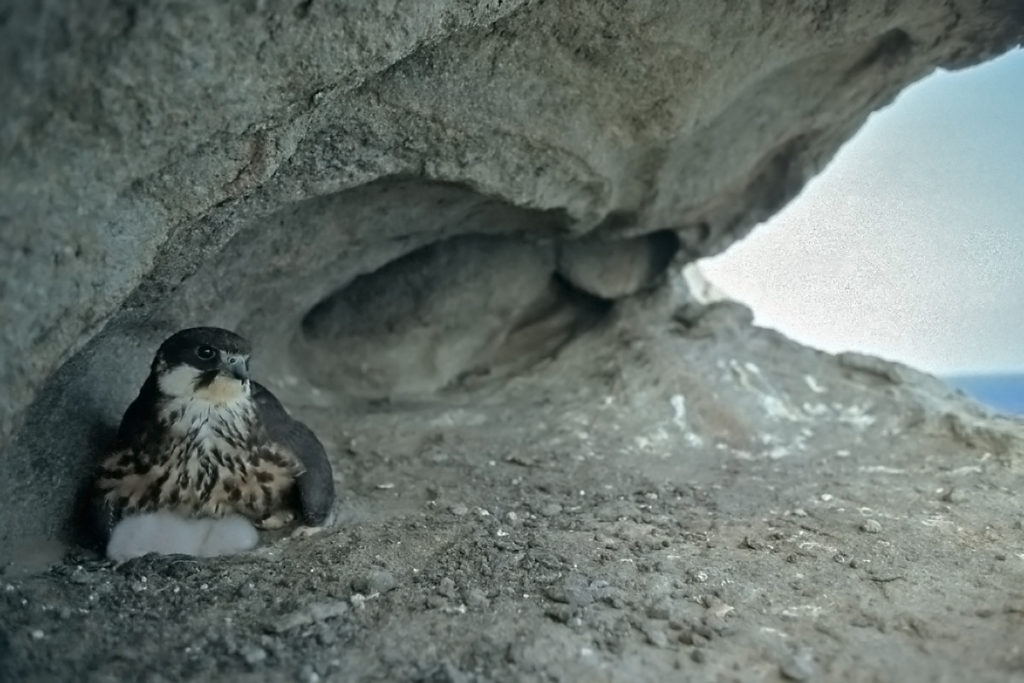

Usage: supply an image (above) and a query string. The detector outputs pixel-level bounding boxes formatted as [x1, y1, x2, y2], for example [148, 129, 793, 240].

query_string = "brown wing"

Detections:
[252, 382, 335, 525]
[82, 374, 163, 549]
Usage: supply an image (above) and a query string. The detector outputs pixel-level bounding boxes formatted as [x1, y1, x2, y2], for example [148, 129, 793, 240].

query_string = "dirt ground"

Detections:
[2, 301, 1023, 682]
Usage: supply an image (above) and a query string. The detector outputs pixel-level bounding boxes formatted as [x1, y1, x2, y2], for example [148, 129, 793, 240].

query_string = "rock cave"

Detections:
[2, 1, 1023, 680]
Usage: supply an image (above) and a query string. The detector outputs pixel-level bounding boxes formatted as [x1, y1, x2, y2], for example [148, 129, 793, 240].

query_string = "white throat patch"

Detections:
[156, 364, 253, 443]
[157, 365, 249, 405]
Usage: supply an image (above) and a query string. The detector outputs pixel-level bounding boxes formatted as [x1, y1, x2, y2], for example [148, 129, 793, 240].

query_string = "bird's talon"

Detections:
[255, 511, 294, 530]
[290, 525, 325, 539]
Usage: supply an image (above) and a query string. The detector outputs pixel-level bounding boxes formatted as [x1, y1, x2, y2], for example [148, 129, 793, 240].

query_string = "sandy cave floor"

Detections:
[2, 307, 1023, 682]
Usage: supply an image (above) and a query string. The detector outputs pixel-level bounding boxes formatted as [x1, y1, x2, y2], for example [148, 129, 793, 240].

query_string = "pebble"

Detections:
[299, 664, 321, 683]
[545, 605, 573, 624]
[859, 519, 882, 534]
[69, 572, 94, 586]
[544, 577, 594, 607]
[449, 504, 469, 516]
[940, 487, 967, 504]
[667, 617, 690, 631]
[351, 569, 397, 595]
[540, 503, 563, 517]
[679, 629, 710, 647]
[317, 624, 338, 646]
[646, 599, 671, 620]
[438, 577, 458, 598]
[703, 615, 734, 636]
[273, 600, 349, 633]
[780, 649, 815, 681]
[240, 644, 267, 666]
[465, 588, 490, 609]
[646, 628, 669, 648]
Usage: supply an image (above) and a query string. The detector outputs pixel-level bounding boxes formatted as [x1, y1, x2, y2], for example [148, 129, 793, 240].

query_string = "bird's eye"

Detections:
[195, 345, 216, 361]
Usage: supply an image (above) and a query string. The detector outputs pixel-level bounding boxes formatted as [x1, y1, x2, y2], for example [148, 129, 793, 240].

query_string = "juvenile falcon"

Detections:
[91, 327, 334, 547]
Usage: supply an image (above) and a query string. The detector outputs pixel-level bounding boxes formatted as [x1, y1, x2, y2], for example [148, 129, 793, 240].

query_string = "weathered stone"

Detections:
[297, 234, 558, 399]
[1, 0, 1022, 547]
[556, 232, 679, 300]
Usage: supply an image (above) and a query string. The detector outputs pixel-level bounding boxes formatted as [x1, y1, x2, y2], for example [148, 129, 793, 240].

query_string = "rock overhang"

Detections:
[1, 0, 1023, 544]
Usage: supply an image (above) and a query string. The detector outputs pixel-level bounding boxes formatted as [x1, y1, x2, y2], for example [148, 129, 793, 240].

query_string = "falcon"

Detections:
[90, 327, 334, 550]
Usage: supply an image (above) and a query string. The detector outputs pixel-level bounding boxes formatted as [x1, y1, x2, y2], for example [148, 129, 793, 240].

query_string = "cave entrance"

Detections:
[698, 49, 1024, 413]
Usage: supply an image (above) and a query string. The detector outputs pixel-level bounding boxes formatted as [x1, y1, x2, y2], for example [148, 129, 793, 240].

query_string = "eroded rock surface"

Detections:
[2, 8, 1024, 673]
[2, 291, 1023, 681]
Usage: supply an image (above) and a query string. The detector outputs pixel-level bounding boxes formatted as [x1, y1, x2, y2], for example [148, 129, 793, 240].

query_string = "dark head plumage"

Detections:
[154, 327, 252, 384]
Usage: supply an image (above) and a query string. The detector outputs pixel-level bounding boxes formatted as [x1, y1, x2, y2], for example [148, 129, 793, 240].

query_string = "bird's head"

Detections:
[152, 327, 253, 404]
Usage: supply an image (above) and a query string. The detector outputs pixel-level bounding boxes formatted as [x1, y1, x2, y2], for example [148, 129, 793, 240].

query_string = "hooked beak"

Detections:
[220, 353, 250, 381]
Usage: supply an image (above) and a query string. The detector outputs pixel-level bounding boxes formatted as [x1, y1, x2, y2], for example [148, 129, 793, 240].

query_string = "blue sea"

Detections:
[943, 373, 1024, 416]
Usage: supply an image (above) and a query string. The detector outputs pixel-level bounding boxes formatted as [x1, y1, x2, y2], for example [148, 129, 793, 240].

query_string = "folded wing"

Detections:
[252, 382, 335, 525]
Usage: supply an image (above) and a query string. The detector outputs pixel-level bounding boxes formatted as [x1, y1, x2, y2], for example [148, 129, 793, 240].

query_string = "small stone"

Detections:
[859, 519, 882, 534]
[351, 569, 396, 595]
[690, 648, 707, 663]
[465, 588, 490, 609]
[692, 623, 715, 640]
[703, 615, 733, 636]
[310, 601, 350, 621]
[240, 644, 267, 666]
[780, 649, 815, 681]
[273, 600, 349, 633]
[545, 585, 568, 604]
[545, 576, 593, 607]
[565, 584, 593, 607]
[438, 577, 458, 598]
[667, 617, 690, 631]
[540, 503, 563, 517]
[940, 487, 967, 503]
[299, 663, 320, 683]
[545, 605, 573, 623]
[316, 624, 338, 646]
[646, 628, 669, 648]
[679, 629, 710, 647]
[30, 629, 44, 640]
[449, 504, 469, 516]
[703, 596, 734, 620]
[69, 572, 93, 585]
[646, 599, 672, 620]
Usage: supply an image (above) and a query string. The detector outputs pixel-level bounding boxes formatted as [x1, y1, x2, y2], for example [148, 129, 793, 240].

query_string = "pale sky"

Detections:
[702, 48, 1024, 376]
